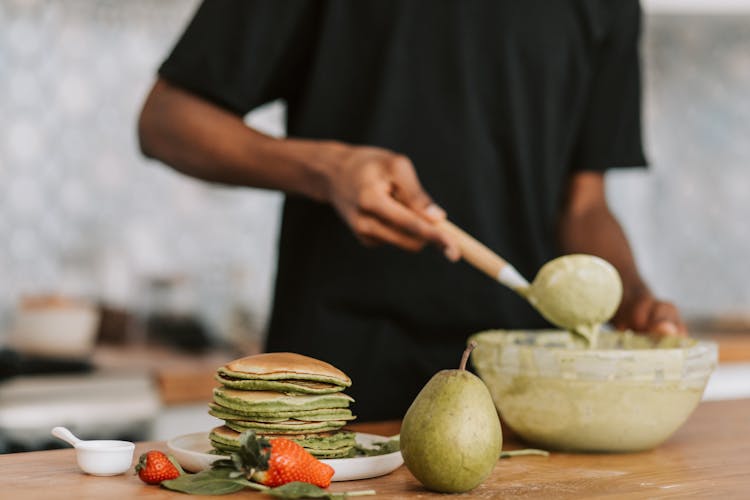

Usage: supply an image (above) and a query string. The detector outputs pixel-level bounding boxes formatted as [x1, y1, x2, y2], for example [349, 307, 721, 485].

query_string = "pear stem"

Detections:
[459, 341, 477, 371]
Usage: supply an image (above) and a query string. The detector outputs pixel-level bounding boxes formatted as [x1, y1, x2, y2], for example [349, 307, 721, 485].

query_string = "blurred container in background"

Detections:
[7, 295, 100, 360]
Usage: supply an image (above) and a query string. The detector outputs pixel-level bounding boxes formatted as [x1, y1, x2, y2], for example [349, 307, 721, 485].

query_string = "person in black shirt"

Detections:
[139, 0, 686, 421]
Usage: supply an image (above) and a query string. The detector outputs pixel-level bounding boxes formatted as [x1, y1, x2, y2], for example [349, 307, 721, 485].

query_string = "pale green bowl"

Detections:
[469, 330, 717, 453]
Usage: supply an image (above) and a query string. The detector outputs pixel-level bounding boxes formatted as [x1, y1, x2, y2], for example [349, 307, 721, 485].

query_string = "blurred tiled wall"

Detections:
[612, 14, 750, 317]
[0, 0, 282, 342]
[0, 2, 748, 340]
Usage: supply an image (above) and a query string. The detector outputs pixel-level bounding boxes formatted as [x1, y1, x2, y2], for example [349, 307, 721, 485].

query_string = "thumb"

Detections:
[388, 156, 445, 222]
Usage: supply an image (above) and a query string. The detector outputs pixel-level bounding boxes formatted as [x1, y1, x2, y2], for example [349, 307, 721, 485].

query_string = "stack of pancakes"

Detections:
[208, 352, 357, 458]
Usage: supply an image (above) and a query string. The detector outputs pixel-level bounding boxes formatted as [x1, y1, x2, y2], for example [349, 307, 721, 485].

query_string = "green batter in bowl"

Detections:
[470, 330, 717, 452]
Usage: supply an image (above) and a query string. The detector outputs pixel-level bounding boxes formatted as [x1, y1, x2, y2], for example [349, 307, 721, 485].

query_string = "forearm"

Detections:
[558, 202, 651, 307]
[138, 78, 339, 202]
[137, 78, 455, 257]
[558, 172, 685, 335]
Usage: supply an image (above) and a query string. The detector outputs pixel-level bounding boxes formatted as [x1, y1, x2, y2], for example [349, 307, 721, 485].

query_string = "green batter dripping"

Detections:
[521, 254, 623, 347]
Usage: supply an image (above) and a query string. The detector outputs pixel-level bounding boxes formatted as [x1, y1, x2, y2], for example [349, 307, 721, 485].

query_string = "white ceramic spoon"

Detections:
[52, 426, 83, 446]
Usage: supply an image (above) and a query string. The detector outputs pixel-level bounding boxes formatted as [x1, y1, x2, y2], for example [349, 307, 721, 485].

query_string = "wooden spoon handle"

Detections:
[438, 220, 530, 292]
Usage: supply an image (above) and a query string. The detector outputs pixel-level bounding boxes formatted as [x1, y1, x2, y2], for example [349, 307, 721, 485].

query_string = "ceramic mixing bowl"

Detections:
[470, 330, 717, 452]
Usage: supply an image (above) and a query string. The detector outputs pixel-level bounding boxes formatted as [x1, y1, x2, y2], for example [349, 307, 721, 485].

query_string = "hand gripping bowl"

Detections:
[470, 330, 717, 452]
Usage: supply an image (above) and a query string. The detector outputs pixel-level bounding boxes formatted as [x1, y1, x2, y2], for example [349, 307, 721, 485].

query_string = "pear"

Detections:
[400, 342, 502, 493]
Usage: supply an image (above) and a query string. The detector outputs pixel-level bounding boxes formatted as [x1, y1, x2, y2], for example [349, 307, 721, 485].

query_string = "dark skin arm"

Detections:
[558, 172, 687, 336]
[138, 78, 459, 258]
[140, 80, 681, 335]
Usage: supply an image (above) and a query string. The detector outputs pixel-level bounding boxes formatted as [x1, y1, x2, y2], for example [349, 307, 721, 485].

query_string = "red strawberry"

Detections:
[252, 438, 335, 488]
[135, 450, 183, 484]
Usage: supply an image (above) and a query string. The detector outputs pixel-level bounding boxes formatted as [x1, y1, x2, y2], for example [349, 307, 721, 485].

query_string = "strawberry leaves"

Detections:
[162, 430, 273, 495]
[210, 430, 271, 479]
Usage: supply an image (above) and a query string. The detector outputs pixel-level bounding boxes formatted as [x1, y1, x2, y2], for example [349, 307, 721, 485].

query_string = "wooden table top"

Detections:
[1, 399, 748, 499]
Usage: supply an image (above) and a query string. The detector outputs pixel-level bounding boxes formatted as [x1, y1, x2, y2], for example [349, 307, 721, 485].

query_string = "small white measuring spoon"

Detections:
[51, 426, 135, 476]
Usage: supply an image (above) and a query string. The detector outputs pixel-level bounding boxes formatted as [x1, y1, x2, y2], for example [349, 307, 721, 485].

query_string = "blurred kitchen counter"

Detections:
[92, 344, 257, 405]
[91, 328, 750, 406]
[3, 331, 747, 448]
[704, 331, 750, 362]
[692, 324, 750, 401]
[689, 315, 750, 362]
[0, 343, 246, 450]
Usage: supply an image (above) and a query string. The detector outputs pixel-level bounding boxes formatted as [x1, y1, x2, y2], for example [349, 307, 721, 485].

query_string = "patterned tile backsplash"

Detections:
[0, 2, 748, 341]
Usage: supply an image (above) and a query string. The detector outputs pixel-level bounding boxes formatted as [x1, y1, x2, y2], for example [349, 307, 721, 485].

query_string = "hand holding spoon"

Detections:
[437, 220, 623, 345]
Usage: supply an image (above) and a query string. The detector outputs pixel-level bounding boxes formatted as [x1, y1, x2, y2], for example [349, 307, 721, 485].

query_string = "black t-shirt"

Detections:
[159, 0, 646, 421]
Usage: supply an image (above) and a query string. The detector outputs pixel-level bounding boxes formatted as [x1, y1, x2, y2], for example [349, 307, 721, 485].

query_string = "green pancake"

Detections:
[305, 447, 354, 459]
[224, 419, 346, 434]
[210, 438, 353, 458]
[209, 353, 357, 459]
[260, 431, 357, 451]
[208, 403, 356, 422]
[209, 426, 241, 450]
[217, 352, 351, 388]
[213, 388, 353, 415]
[209, 426, 356, 459]
[215, 373, 344, 394]
[208, 440, 235, 453]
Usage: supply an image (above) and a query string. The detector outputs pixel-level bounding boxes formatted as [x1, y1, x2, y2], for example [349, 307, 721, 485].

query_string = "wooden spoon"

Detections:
[437, 220, 530, 293]
[437, 220, 622, 345]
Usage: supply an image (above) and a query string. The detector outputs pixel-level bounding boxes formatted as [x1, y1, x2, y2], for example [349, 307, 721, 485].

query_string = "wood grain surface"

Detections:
[708, 332, 750, 363]
[1, 399, 748, 499]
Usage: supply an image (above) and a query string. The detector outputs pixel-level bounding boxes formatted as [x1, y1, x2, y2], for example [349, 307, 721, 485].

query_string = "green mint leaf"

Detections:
[267, 482, 375, 499]
[267, 482, 328, 499]
[354, 436, 400, 457]
[161, 469, 258, 495]
[210, 458, 235, 470]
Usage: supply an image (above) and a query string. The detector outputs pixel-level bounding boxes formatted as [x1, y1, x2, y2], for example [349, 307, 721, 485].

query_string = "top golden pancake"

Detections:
[216, 352, 351, 393]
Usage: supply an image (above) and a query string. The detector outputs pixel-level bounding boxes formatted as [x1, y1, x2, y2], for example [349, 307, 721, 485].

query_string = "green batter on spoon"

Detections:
[522, 254, 623, 347]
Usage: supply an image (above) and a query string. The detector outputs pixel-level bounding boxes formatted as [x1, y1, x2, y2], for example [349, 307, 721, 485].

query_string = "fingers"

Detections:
[613, 296, 651, 332]
[387, 156, 430, 208]
[388, 156, 442, 219]
[652, 321, 681, 336]
[615, 296, 688, 337]
[352, 155, 460, 259]
[384, 156, 460, 259]
[354, 198, 460, 259]
[335, 150, 459, 259]
[647, 301, 688, 337]
[353, 215, 427, 252]
[360, 190, 449, 246]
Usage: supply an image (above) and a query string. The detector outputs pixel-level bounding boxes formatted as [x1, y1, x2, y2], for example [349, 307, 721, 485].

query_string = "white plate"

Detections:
[167, 432, 403, 482]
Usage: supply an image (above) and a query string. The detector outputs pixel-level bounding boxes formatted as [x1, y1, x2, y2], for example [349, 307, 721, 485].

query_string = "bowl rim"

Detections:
[469, 329, 718, 356]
